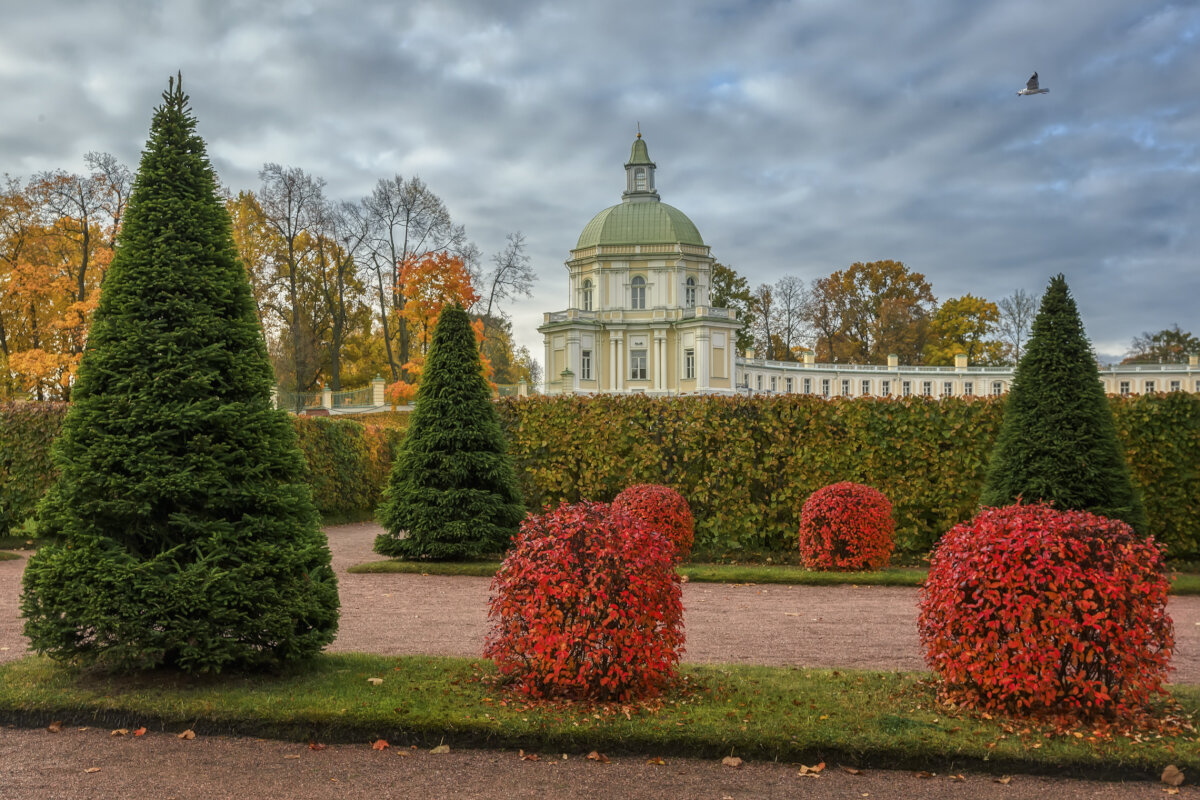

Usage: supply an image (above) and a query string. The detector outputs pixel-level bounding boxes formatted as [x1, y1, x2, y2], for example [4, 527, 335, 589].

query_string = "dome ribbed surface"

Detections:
[575, 201, 704, 249]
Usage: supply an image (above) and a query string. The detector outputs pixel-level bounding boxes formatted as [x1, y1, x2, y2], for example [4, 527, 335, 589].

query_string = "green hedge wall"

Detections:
[497, 393, 1200, 560]
[4, 395, 1198, 559]
[0, 406, 399, 532]
[0, 403, 69, 536]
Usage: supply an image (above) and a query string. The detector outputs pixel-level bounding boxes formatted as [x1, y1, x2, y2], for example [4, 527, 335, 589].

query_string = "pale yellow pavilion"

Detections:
[539, 135, 741, 395]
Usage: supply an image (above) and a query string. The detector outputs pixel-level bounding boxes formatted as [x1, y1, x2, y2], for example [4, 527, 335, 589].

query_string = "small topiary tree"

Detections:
[20, 76, 339, 673]
[798, 482, 894, 571]
[980, 274, 1145, 531]
[918, 504, 1173, 724]
[375, 304, 524, 560]
[484, 501, 684, 702]
[611, 484, 695, 561]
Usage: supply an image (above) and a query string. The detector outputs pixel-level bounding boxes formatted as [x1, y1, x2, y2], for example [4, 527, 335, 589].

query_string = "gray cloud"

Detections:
[2, 0, 1196, 364]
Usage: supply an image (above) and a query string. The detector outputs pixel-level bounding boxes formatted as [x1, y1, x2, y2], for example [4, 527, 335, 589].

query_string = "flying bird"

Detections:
[1017, 72, 1049, 96]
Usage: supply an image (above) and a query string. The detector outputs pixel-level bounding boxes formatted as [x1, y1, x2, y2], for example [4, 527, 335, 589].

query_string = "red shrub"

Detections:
[798, 482, 894, 571]
[484, 501, 685, 702]
[611, 484, 695, 561]
[918, 504, 1174, 723]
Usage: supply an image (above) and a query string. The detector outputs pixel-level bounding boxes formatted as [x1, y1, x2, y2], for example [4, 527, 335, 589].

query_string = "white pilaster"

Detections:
[567, 331, 581, 393]
[697, 331, 711, 391]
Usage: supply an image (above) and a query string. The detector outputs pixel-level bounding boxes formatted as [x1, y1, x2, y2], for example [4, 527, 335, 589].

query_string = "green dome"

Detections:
[575, 201, 704, 249]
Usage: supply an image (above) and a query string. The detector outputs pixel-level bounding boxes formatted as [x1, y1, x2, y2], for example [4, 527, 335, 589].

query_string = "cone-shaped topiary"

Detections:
[980, 275, 1145, 531]
[375, 304, 524, 560]
[20, 76, 339, 673]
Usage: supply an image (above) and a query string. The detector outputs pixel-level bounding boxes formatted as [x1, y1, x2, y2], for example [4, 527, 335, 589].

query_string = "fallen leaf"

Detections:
[797, 762, 825, 775]
[111, 728, 128, 737]
[133, 727, 147, 737]
[372, 739, 390, 751]
[177, 729, 195, 740]
[587, 751, 610, 763]
[47, 721, 63, 733]
[722, 756, 744, 769]
[520, 751, 540, 761]
[1162, 765, 1185, 787]
[309, 742, 326, 751]
[284, 754, 301, 760]
[839, 765, 862, 775]
[367, 677, 383, 686]
[951, 774, 966, 783]
[994, 775, 1013, 785]
[647, 756, 666, 765]
[396, 750, 412, 758]
[84, 767, 101, 774]
[1164, 789, 1180, 796]
[430, 744, 450, 754]
[914, 771, 934, 779]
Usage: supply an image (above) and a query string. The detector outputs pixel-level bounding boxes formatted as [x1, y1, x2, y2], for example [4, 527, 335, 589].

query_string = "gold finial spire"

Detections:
[636, 121, 641, 139]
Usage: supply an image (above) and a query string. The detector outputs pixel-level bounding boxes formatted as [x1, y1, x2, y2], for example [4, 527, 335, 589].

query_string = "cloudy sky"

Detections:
[2, 0, 1196, 365]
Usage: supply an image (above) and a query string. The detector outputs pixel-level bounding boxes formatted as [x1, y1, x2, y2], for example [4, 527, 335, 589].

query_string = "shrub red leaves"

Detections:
[484, 501, 684, 702]
[612, 484, 695, 562]
[798, 482, 895, 571]
[918, 504, 1174, 724]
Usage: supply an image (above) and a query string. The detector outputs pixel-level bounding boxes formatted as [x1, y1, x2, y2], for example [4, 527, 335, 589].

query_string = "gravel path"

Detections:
[3, 521, 1200, 682]
[0, 726, 1186, 800]
[2, 523, 1199, 798]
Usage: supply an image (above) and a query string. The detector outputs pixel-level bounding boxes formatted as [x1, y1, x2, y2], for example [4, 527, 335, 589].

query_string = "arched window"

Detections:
[631, 276, 646, 309]
[581, 278, 593, 311]
[685, 276, 696, 307]
[635, 168, 646, 191]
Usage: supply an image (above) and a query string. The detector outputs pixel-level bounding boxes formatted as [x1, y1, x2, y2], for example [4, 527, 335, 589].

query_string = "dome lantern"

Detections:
[623, 132, 659, 202]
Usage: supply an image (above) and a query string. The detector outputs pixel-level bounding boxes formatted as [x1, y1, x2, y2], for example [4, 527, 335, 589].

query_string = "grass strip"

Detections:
[0, 653, 1194, 780]
[347, 559, 1200, 595]
[0, 550, 20, 561]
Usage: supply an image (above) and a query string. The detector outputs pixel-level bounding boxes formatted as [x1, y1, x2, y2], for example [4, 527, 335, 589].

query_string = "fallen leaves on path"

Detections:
[430, 744, 450, 754]
[722, 756, 744, 769]
[587, 751, 610, 763]
[133, 727, 146, 737]
[47, 721, 62, 733]
[839, 765, 862, 775]
[371, 739, 389, 751]
[84, 767, 101, 774]
[177, 729, 195, 740]
[110, 729, 128, 737]
[797, 762, 824, 778]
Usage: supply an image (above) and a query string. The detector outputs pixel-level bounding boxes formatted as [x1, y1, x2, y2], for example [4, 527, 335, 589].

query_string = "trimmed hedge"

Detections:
[291, 416, 400, 518]
[5, 393, 1199, 559]
[0, 403, 69, 536]
[0, 406, 398, 530]
[497, 393, 1200, 560]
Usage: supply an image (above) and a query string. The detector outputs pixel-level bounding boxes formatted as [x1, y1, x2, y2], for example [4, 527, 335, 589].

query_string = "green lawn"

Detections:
[0, 654, 1193, 780]
[349, 558, 1200, 594]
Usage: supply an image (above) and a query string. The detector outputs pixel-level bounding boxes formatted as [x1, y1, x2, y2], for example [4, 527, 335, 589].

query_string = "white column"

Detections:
[544, 339, 552, 394]
[697, 331, 711, 392]
[609, 336, 617, 391]
[615, 334, 624, 392]
[728, 336, 735, 392]
[653, 329, 666, 393]
[567, 332, 581, 393]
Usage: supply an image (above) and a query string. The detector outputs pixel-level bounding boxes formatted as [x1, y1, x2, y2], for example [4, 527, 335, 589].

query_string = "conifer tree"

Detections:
[980, 274, 1145, 531]
[375, 304, 524, 560]
[21, 76, 339, 672]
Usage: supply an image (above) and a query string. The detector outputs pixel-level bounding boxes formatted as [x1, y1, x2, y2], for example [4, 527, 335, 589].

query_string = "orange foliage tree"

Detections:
[385, 251, 485, 405]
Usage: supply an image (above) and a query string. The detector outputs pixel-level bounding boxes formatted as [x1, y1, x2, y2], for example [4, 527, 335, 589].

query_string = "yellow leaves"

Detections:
[721, 756, 744, 769]
[366, 677, 384, 686]
[430, 744, 451, 754]
[371, 739, 389, 750]
[177, 729, 196, 740]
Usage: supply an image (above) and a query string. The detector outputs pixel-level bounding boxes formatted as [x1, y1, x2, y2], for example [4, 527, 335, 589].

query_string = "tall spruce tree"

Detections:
[375, 304, 524, 560]
[980, 274, 1145, 530]
[21, 76, 339, 672]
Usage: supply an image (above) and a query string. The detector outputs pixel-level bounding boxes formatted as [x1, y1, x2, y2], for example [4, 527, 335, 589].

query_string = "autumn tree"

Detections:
[998, 288, 1037, 364]
[750, 283, 776, 359]
[710, 262, 755, 354]
[803, 260, 935, 364]
[980, 275, 1144, 531]
[375, 303, 524, 560]
[361, 176, 468, 382]
[20, 75, 339, 672]
[257, 164, 326, 394]
[772, 275, 807, 360]
[923, 294, 1005, 366]
[1122, 324, 1199, 364]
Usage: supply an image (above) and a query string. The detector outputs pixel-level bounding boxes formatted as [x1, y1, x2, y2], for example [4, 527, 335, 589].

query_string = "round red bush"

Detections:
[484, 501, 685, 702]
[918, 504, 1174, 723]
[798, 482, 894, 571]
[611, 484, 695, 561]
